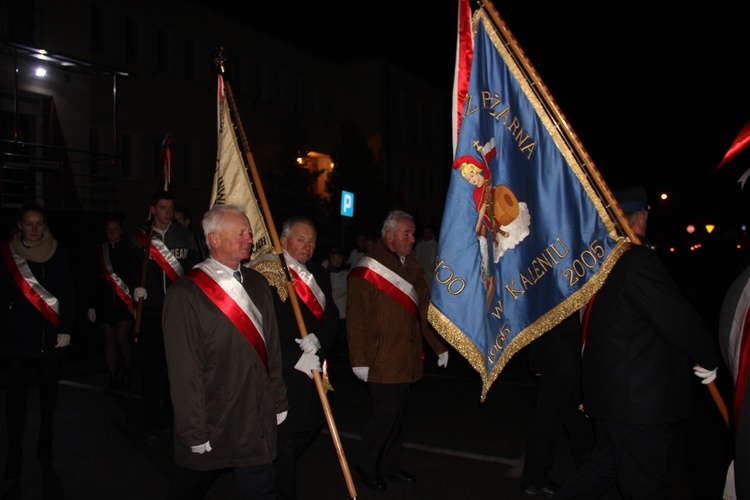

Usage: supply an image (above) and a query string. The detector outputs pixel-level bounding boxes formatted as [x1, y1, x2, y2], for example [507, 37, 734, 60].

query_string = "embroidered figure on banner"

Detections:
[453, 138, 531, 310]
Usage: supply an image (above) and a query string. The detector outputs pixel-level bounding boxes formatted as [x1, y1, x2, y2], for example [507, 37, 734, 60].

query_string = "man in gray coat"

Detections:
[162, 204, 288, 499]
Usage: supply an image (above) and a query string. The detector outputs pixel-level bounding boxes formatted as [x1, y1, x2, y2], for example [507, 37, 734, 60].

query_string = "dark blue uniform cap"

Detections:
[613, 186, 649, 213]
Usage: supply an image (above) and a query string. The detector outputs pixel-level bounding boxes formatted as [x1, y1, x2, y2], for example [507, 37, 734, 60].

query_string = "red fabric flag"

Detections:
[161, 134, 173, 192]
[452, 0, 474, 156]
[715, 119, 750, 171]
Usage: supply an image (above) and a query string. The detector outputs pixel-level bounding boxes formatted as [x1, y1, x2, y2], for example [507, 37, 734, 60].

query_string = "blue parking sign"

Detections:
[341, 191, 354, 217]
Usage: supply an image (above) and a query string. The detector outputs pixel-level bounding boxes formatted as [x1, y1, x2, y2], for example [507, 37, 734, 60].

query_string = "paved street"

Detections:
[0, 337, 725, 499]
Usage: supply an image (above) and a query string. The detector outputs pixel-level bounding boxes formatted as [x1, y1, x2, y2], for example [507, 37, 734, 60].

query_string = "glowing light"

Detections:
[660, 193, 668, 200]
[705, 224, 715, 234]
[35, 67, 47, 77]
[686, 225, 695, 234]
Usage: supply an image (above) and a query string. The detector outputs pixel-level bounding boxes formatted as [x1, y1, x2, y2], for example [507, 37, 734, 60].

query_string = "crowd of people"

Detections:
[0, 189, 745, 499]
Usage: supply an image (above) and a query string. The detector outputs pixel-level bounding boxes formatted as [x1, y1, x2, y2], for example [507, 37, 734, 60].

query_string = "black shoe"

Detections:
[37, 431, 53, 460]
[387, 470, 416, 484]
[103, 372, 118, 395]
[353, 464, 386, 493]
[145, 432, 160, 446]
[120, 368, 132, 391]
[522, 482, 560, 497]
[1, 478, 20, 498]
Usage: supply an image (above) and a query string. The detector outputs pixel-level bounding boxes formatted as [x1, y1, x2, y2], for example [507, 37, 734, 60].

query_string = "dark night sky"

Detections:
[219, 1, 750, 225]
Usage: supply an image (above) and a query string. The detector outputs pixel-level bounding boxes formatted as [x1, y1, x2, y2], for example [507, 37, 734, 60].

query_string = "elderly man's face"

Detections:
[385, 219, 416, 257]
[210, 211, 254, 267]
[281, 222, 316, 264]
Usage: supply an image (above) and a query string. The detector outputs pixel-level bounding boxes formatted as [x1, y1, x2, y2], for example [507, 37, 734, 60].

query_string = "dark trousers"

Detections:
[552, 420, 673, 500]
[357, 382, 409, 477]
[3, 356, 61, 479]
[522, 372, 594, 487]
[167, 463, 275, 500]
[274, 427, 323, 499]
[139, 315, 172, 433]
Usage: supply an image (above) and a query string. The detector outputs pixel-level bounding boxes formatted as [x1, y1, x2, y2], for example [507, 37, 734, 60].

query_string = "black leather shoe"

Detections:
[353, 464, 386, 492]
[522, 482, 560, 497]
[387, 470, 416, 483]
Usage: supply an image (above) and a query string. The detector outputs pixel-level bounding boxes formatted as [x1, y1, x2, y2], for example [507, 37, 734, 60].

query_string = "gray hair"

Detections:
[381, 210, 414, 238]
[280, 217, 316, 238]
[202, 204, 247, 247]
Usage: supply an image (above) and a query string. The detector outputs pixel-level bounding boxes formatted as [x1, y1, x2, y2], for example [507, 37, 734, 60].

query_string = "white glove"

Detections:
[87, 308, 96, 323]
[352, 366, 369, 382]
[277, 411, 288, 425]
[693, 365, 717, 385]
[295, 333, 321, 354]
[294, 353, 321, 379]
[55, 334, 71, 348]
[437, 351, 449, 368]
[134, 287, 148, 301]
[190, 441, 212, 454]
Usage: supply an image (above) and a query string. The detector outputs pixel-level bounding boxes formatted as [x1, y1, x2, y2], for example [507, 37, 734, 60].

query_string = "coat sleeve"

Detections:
[313, 264, 339, 359]
[346, 274, 375, 367]
[626, 249, 718, 370]
[247, 270, 288, 414]
[413, 260, 447, 356]
[162, 280, 209, 446]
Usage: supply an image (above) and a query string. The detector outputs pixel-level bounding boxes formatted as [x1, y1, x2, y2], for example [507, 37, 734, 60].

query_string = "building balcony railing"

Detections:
[1, 139, 120, 212]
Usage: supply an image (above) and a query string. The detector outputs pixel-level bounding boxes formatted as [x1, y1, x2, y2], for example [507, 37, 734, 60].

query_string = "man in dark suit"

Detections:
[270, 217, 339, 500]
[553, 187, 719, 499]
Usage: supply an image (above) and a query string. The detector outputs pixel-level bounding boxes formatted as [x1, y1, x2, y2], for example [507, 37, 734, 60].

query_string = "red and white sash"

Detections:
[97, 243, 134, 310]
[1, 243, 60, 327]
[285, 252, 326, 324]
[729, 276, 750, 428]
[189, 260, 268, 372]
[349, 256, 420, 320]
[133, 228, 183, 282]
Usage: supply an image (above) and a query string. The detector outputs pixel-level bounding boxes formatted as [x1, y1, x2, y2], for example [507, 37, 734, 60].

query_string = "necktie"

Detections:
[233, 270, 242, 283]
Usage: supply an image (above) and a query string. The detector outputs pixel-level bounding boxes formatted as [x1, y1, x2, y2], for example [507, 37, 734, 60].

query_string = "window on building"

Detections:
[185, 39, 195, 81]
[182, 143, 193, 185]
[157, 29, 168, 72]
[125, 18, 138, 63]
[120, 133, 133, 178]
[6, 2, 37, 44]
[90, 6, 105, 54]
[89, 128, 100, 174]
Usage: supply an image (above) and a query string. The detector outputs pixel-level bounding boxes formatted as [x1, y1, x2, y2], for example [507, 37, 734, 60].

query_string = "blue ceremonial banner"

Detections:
[428, 9, 629, 400]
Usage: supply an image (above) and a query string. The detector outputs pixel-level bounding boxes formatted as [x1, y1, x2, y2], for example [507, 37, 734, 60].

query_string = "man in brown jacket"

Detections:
[162, 205, 288, 499]
[347, 210, 449, 493]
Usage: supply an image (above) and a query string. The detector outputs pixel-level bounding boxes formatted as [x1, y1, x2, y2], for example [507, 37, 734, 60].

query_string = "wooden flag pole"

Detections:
[216, 54, 358, 499]
[478, 0, 729, 428]
[133, 223, 154, 343]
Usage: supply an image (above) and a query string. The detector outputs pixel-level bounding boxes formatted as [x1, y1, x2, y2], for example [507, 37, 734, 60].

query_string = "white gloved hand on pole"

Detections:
[277, 411, 288, 425]
[295, 333, 321, 354]
[352, 366, 369, 382]
[693, 365, 718, 385]
[294, 353, 321, 379]
[437, 351, 449, 368]
[134, 287, 148, 301]
[87, 308, 96, 323]
[190, 441, 212, 454]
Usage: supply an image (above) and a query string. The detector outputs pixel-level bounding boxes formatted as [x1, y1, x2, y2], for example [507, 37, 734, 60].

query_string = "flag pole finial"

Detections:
[213, 46, 226, 74]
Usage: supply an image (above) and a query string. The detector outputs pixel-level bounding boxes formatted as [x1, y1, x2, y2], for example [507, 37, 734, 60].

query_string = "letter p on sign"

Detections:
[341, 191, 354, 217]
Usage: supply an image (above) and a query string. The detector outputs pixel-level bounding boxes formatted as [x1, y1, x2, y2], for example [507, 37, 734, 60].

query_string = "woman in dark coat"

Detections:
[0, 201, 75, 487]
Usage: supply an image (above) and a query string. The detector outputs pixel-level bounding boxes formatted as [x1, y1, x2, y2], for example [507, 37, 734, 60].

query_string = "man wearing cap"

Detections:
[553, 186, 719, 499]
